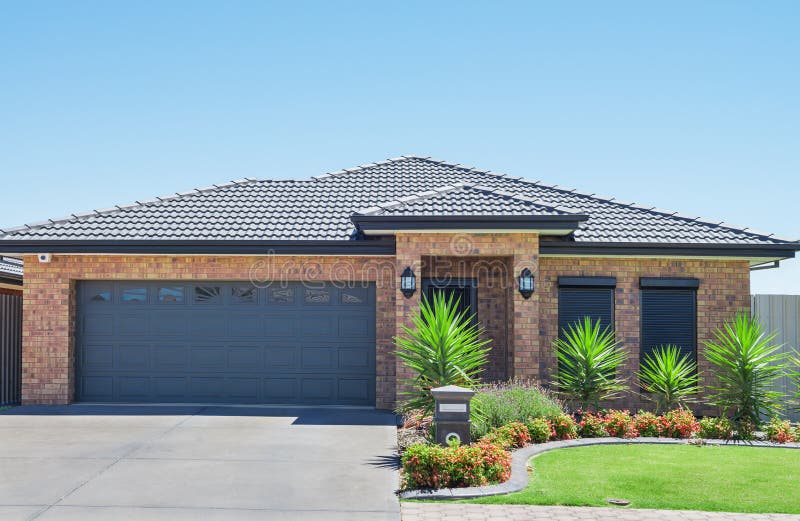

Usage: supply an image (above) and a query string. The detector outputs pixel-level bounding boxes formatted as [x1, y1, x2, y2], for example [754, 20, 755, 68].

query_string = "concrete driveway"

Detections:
[0, 405, 400, 520]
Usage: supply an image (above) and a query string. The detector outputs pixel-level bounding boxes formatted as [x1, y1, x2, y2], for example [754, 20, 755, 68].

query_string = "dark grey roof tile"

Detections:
[0, 156, 794, 245]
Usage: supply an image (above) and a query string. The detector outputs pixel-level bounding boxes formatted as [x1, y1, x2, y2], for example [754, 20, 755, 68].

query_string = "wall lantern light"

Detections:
[400, 266, 417, 297]
[518, 268, 534, 299]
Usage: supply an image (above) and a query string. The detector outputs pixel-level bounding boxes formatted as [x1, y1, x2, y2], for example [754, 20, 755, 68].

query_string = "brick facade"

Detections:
[20, 242, 751, 413]
[21, 254, 397, 407]
[394, 232, 540, 396]
[538, 257, 751, 413]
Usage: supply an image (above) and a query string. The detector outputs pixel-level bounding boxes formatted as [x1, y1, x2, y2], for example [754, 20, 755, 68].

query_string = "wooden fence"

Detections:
[751, 294, 799, 421]
[0, 293, 22, 406]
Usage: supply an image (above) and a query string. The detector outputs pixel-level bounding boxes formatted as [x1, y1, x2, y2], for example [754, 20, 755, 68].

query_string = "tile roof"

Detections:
[0, 156, 795, 247]
[353, 184, 579, 217]
[0, 257, 23, 279]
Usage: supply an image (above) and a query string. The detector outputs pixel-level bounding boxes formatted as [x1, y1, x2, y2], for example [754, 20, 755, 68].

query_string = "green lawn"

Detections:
[464, 444, 800, 514]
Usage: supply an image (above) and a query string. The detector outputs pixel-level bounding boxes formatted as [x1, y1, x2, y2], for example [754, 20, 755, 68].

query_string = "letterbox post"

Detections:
[431, 385, 475, 446]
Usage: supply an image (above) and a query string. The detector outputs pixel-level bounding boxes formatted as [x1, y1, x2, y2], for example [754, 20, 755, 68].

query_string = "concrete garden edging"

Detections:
[400, 436, 800, 500]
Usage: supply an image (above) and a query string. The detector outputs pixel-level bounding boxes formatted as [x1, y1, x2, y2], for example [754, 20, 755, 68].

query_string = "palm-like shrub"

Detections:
[789, 350, 800, 412]
[637, 345, 699, 412]
[553, 316, 627, 411]
[395, 291, 491, 414]
[704, 313, 786, 426]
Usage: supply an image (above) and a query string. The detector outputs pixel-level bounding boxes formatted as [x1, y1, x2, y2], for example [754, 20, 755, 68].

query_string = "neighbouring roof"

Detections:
[0, 257, 23, 281]
[0, 156, 796, 258]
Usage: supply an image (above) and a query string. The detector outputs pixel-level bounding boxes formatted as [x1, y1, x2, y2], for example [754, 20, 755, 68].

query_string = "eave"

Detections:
[350, 214, 589, 236]
[0, 239, 397, 256]
[539, 241, 799, 267]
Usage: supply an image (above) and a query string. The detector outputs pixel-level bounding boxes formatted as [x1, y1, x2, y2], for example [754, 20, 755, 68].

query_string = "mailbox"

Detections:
[431, 385, 475, 446]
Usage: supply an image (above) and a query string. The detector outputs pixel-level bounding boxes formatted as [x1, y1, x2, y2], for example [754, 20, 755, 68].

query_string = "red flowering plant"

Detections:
[480, 421, 531, 449]
[659, 408, 699, 438]
[633, 411, 661, 437]
[697, 416, 734, 440]
[525, 417, 553, 443]
[603, 410, 639, 438]
[400, 440, 511, 490]
[765, 418, 796, 444]
[577, 411, 609, 438]
[548, 413, 578, 440]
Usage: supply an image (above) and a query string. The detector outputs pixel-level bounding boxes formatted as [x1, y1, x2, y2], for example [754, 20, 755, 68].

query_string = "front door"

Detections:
[422, 278, 478, 324]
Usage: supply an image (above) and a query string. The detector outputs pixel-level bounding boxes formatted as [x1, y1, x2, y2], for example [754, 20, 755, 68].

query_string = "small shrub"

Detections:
[549, 413, 578, 440]
[633, 411, 661, 437]
[554, 317, 628, 410]
[765, 418, 796, 444]
[697, 417, 734, 440]
[400, 441, 511, 490]
[470, 379, 564, 439]
[577, 412, 609, 438]
[396, 292, 491, 415]
[659, 408, 699, 439]
[734, 419, 757, 441]
[704, 313, 786, 427]
[525, 417, 553, 443]
[637, 345, 699, 412]
[603, 410, 638, 438]
[481, 421, 530, 449]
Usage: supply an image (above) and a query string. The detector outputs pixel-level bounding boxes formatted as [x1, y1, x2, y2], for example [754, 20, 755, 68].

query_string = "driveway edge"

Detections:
[400, 437, 800, 500]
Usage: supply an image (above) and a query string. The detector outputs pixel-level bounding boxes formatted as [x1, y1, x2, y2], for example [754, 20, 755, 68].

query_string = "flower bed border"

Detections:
[400, 437, 800, 500]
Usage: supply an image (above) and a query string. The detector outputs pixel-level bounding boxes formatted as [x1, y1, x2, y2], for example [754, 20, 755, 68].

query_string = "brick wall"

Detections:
[538, 257, 751, 413]
[422, 255, 511, 382]
[20, 248, 751, 413]
[21, 254, 397, 408]
[393, 233, 540, 399]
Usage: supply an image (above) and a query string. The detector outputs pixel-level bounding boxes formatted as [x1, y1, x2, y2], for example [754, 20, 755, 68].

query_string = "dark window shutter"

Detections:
[558, 287, 615, 338]
[640, 288, 697, 362]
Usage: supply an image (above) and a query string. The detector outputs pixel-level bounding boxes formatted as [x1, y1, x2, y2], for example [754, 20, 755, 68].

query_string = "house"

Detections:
[0, 256, 23, 294]
[0, 156, 797, 409]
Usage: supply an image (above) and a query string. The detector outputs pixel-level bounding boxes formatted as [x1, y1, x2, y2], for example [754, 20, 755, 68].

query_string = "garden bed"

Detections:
[400, 436, 800, 501]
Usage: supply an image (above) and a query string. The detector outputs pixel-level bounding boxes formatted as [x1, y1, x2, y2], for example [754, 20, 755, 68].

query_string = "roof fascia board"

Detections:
[540, 241, 799, 259]
[351, 214, 587, 233]
[0, 240, 396, 256]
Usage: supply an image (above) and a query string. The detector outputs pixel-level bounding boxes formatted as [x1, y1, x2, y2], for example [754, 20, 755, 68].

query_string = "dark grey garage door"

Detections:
[76, 281, 376, 405]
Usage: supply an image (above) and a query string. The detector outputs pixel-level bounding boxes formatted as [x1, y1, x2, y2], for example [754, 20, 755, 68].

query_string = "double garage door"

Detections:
[76, 281, 376, 406]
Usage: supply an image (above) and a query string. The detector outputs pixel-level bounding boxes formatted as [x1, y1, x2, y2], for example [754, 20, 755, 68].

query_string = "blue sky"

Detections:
[1, 1, 797, 293]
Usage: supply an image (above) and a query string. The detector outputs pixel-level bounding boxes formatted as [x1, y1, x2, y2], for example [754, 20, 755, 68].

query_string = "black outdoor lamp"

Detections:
[400, 266, 416, 297]
[518, 268, 534, 299]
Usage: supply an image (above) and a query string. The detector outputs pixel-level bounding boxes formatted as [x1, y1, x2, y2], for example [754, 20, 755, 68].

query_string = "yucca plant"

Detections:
[553, 316, 627, 411]
[704, 313, 786, 427]
[789, 350, 800, 411]
[637, 345, 699, 412]
[395, 291, 491, 415]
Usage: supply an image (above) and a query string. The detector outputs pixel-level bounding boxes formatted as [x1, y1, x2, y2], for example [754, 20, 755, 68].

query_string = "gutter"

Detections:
[0, 239, 397, 255]
[350, 214, 589, 233]
[539, 241, 799, 260]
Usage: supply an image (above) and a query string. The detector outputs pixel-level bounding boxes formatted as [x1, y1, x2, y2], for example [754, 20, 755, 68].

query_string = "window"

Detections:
[157, 286, 185, 304]
[86, 284, 112, 303]
[121, 286, 147, 303]
[640, 278, 698, 363]
[231, 286, 258, 304]
[194, 286, 222, 304]
[557, 277, 615, 338]
[422, 278, 477, 324]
